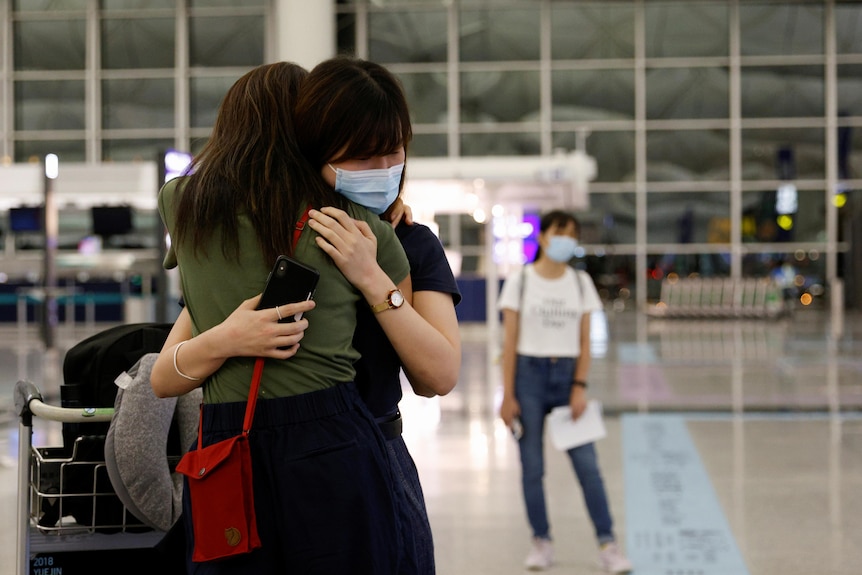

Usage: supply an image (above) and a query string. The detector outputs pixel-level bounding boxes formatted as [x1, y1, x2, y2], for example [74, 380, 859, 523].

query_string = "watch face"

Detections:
[390, 290, 404, 307]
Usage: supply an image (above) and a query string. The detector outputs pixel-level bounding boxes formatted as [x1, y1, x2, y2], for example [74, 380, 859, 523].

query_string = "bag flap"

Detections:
[175, 435, 244, 481]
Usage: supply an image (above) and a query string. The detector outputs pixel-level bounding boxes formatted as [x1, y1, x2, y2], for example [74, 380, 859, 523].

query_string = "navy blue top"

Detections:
[353, 222, 462, 418]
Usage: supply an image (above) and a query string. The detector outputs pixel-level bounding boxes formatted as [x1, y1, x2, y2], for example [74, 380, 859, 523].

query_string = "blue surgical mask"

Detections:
[545, 235, 578, 262]
[328, 163, 404, 215]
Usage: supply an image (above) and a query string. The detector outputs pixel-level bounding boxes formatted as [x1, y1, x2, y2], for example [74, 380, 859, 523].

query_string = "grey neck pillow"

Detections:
[105, 352, 201, 532]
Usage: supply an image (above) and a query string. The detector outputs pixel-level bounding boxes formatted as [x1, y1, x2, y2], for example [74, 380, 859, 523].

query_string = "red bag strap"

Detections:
[242, 357, 265, 435]
[195, 207, 313, 447]
[195, 356, 264, 449]
[292, 206, 312, 253]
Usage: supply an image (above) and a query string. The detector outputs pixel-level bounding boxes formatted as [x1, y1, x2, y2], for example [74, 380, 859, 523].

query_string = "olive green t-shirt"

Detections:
[158, 177, 410, 404]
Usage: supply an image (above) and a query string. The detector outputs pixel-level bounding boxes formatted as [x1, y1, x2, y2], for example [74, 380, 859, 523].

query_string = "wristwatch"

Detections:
[370, 288, 405, 313]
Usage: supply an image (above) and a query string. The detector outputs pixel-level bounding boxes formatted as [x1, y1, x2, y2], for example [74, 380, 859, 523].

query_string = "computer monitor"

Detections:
[8, 206, 43, 233]
[91, 205, 134, 238]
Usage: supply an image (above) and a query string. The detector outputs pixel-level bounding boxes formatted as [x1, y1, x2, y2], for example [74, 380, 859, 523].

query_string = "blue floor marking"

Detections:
[618, 343, 659, 365]
[666, 411, 862, 422]
[623, 414, 750, 575]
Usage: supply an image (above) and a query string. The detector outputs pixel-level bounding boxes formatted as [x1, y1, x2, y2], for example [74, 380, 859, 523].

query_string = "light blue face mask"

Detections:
[328, 163, 404, 215]
[545, 235, 578, 262]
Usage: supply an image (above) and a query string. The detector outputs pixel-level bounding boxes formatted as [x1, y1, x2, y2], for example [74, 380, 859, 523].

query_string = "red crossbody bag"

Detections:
[176, 209, 311, 562]
[176, 356, 264, 562]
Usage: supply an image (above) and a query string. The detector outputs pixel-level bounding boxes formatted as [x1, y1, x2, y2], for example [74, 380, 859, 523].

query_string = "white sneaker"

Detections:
[524, 537, 554, 571]
[599, 542, 633, 573]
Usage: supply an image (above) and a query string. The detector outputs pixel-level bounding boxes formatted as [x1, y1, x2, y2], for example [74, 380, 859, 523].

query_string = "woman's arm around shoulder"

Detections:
[308, 207, 460, 396]
[401, 283, 461, 397]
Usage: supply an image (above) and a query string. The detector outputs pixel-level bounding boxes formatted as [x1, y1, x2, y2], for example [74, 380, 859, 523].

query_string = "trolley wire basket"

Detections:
[14, 380, 170, 574]
[30, 437, 149, 535]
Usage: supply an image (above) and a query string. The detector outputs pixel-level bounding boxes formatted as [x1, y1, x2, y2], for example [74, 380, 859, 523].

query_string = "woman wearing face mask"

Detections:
[497, 211, 633, 574]
[295, 57, 460, 399]
[295, 57, 462, 575]
[151, 62, 410, 574]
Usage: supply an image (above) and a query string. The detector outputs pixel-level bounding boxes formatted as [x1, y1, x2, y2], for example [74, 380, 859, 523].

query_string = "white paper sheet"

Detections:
[548, 400, 606, 451]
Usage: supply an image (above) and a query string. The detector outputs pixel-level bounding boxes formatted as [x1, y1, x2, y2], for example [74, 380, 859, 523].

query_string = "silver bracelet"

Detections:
[173, 340, 202, 381]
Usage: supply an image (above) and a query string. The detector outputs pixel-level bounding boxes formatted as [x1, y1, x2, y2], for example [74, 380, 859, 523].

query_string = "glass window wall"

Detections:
[15, 139, 85, 163]
[409, 134, 448, 158]
[646, 191, 731, 245]
[14, 20, 86, 70]
[15, 80, 86, 131]
[332, 0, 856, 306]
[554, 131, 635, 183]
[550, 2, 634, 60]
[189, 16, 264, 68]
[741, 128, 825, 180]
[741, 66, 824, 118]
[647, 130, 730, 181]
[579, 192, 637, 245]
[370, 9, 448, 64]
[6, 1, 269, 162]
[461, 132, 540, 157]
[460, 7, 540, 62]
[102, 79, 174, 130]
[741, 188, 827, 243]
[645, 2, 729, 58]
[646, 68, 729, 120]
[101, 18, 176, 69]
[101, 0, 174, 9]
[4, 0, 858, 307]
[460, 70, 540, 124]
[190, 75, 243, 129]
[14, 0, 87, 12]
[396, 72, 448, 125]
[739, 4, 824, 56]
[553, 69, 635, 121]
[103, 138, 174, 162]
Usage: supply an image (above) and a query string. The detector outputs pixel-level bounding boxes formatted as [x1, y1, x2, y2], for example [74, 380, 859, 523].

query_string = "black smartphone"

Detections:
[257, 255, 320, 323]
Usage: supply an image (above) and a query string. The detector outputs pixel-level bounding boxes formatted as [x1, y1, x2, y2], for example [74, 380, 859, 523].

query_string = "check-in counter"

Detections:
[0, 250, 162, 325]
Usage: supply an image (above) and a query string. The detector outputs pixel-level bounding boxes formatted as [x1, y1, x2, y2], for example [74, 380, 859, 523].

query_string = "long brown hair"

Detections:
[173, 62, 344, 264]
[293, 57, 413, 173]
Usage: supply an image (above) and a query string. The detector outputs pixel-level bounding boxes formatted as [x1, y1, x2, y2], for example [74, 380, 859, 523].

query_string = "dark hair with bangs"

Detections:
[293, 57, 413, 170]
[534, 210, 580, 262]
[172, 62, 345, 265]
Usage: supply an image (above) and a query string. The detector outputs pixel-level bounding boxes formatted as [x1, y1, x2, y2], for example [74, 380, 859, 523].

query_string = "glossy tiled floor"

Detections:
[1, 308, 861, 574]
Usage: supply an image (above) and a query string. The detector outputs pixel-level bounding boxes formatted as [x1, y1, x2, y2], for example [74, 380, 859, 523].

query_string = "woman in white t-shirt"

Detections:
[498, 210, 633, 574]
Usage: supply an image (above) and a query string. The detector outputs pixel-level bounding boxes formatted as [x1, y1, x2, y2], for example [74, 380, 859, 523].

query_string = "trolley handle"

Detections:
[14, 380, 114, 426]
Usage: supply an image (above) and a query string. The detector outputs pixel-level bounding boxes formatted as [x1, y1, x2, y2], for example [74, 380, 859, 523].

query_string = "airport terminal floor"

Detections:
[0, 308, 860, 574]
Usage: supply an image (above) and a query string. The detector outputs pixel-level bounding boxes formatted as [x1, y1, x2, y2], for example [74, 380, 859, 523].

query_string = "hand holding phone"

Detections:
[511, 417, 524, 440]
[257, 255, 320, 323]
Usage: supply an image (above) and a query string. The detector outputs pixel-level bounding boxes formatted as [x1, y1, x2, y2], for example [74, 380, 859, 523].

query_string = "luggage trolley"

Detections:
[14, 380, 169, 574]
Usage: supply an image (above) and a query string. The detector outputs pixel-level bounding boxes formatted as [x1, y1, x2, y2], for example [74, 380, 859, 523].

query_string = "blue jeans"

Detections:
[515, 355, 615, 545]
